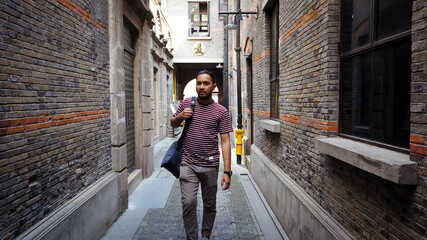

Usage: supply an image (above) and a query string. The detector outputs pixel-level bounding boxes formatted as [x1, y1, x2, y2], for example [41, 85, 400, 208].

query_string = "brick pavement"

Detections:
[103, 137, 287, 240]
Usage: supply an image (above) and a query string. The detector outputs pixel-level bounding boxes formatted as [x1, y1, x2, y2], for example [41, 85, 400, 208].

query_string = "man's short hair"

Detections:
[196, 70, 216, 84]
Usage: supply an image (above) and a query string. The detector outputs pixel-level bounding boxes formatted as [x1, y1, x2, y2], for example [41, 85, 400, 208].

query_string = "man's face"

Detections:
[196, 73, 216, 100]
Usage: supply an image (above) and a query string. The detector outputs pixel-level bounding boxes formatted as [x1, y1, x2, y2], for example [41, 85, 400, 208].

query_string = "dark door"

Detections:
[124, 21, 136, 173]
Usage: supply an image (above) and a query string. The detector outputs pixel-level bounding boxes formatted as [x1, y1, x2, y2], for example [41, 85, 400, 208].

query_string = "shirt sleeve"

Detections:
[219, 109, 234, 134]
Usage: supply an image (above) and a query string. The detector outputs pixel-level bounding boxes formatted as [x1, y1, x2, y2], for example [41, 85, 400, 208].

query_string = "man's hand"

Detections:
[179, 108, 194, 119]
[170, 108, 193, 128]
[221, 174, 231, 190]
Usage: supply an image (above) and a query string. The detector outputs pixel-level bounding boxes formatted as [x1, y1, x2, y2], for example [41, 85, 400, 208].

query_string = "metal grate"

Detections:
[124, 22, 136, 174]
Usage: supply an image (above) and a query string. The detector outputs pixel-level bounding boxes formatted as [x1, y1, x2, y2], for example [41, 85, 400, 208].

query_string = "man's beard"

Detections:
[198, 91, 212, 100]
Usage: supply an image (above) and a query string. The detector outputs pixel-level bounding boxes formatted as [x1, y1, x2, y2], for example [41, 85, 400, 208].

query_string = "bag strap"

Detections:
[191, 96, 196, 112]
[177, 97, 196, 148]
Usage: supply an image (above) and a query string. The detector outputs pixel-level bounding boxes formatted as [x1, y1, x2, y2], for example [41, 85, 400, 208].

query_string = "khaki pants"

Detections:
[180, 162, 219, 240]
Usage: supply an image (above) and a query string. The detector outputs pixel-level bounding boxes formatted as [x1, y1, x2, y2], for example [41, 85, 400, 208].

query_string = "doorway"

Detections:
[124, 19, 136, 173]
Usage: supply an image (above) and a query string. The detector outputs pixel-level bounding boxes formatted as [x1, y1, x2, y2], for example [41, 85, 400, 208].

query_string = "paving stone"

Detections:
[103, 137, 286, 240]
[132, 168, 264, 239]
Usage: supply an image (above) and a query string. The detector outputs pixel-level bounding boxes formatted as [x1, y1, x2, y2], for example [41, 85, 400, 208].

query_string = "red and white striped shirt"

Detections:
[173, 97, 233, 167]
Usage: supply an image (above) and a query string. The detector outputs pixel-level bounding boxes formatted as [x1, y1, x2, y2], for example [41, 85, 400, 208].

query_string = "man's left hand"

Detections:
[221, 174, 231, 190]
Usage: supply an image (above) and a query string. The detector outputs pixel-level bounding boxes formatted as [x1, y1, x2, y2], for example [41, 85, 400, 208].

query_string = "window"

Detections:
[269, 2, 279, 119]
[189, 2, 209, 37]
[218, 0, 228, 21]
[340, 0, 412, 149]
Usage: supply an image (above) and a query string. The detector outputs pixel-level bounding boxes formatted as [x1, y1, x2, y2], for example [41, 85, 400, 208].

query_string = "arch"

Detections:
[175, 65, 223, 104]
[244, 37, 253, 57]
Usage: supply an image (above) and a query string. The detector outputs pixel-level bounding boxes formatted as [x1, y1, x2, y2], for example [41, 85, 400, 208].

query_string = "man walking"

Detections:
[170, 70, 233, 240]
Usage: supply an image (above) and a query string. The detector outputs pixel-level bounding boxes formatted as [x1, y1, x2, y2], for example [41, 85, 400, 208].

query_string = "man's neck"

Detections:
[197, 97, 213, 105]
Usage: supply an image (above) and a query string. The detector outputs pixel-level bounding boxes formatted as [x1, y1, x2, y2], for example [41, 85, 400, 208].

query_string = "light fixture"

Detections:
[224, 16, 238, 30]
[220, 7, 258, 31]
[216, 63, 223, 68]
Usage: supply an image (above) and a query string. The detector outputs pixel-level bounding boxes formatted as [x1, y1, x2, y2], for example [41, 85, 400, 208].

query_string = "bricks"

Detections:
[0, 0, 111, 238]
[411, 144, 427, 156]
[411, 135, 426, 145]
[231, 0, 427, 239]
[412, 1, 427, 159]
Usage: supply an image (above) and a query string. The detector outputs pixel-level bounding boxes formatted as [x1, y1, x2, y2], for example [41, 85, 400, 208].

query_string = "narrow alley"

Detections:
[1, 0, 426, 240]
[103, 137, 288, 240]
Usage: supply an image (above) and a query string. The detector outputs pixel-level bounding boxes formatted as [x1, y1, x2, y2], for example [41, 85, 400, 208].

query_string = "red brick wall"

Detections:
[0, 0, 111, 238]
[231, 0, 427, 239]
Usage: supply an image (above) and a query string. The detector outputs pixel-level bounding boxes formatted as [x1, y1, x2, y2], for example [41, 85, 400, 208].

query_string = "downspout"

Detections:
[223, 17, 229, 111]
[235, 0, 243, 164]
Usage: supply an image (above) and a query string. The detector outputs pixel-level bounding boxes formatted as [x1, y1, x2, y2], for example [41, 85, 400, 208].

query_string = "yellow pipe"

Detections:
[235, 129, 245, 155]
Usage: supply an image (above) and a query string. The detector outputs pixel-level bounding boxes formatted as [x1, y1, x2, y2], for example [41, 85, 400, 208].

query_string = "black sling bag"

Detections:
[160, 97, 196, 178]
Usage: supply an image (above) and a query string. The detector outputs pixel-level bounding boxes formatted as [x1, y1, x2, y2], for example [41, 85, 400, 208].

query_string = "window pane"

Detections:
[342, 0, 370, 53]
[376, 0, 412, 40]
[269, 2, 279, 118]
[219, 0, 228, 21]
[123, 21, 133, 48]
[341, 52, 372, 139]
[189, 2, 209, 37]
[371, 40, 410, 147]
[270, 79, 279, 118]
[199, 3, 208, 26]
[270, 6, 278, 77]
[341, 40, 410, 147]
[190, 3, 199, 24]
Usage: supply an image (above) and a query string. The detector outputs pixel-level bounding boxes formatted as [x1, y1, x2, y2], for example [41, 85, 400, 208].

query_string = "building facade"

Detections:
[165, 0, 226, 104]
[228, 0, 426, 239]
[0, 0, 173, 239]
[150, 0, 175, 142]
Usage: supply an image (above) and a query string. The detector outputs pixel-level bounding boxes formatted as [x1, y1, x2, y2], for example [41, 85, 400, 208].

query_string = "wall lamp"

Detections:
[224, 15, 238, 30]
[220, 8, 258, 31]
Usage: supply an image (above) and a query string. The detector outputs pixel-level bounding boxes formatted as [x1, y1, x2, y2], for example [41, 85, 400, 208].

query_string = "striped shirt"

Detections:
[173, 97, 233, 167]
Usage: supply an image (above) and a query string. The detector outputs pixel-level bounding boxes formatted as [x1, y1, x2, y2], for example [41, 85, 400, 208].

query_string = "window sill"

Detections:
[187, 36, 212, 40]
[314, 137, 417, 185]
[259, 119, 280, 133]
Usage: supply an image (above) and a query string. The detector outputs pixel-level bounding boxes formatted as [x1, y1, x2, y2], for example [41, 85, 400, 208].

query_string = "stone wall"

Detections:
[166, 0, 224, 63]
[232, 0, 427, 239]
[151, 31, 173, 143]
[0, 0, 110, 238]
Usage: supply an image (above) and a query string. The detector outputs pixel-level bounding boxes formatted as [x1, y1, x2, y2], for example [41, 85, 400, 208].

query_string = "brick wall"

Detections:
[0, 0, 110, 238]
[409, 0, 427, 237]
[235, 0, 426, 239]
[411, 1, 427, 166]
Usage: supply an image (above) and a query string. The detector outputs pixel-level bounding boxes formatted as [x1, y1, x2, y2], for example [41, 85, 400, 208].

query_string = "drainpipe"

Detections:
[223, 18, 229, 111]
[235, 0, 243, 164]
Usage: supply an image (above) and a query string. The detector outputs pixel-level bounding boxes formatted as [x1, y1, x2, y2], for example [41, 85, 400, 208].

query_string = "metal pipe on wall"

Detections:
[236, 0, 242, 164]
[223, 17, 229, 111]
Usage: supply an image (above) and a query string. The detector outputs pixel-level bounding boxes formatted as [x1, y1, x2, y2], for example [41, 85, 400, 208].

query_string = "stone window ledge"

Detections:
[187, 37, 212, 40]
[259, 119, 280, 133]
[314, 137, 417, 185]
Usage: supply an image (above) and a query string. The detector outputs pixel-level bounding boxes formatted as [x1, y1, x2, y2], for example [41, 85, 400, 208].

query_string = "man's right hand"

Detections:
[179, 108, 194, 119]
[170, 108, 193, 128]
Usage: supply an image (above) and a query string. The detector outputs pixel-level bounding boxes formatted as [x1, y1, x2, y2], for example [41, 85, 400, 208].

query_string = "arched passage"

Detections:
[174, 63, 224, 105]
[183, 78, 219, 101]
